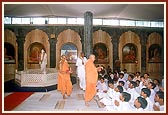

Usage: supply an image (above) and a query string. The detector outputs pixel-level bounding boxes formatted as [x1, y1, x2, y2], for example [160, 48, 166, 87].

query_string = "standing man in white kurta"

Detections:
[40, 49, 47, 74]
[76, 52, 87, 90]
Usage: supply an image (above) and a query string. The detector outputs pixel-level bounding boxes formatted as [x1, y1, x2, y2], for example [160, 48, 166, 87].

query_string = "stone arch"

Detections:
[4, 29, 18, 81]
[119, 31, 141, 73]
[56, 29, 82, 74]
[93, 30, 113, 68]
[24, 29, 50, 69]
[146, 32, 163, 79]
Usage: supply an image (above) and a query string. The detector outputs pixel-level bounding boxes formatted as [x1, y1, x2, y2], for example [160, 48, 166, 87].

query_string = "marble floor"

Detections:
[4, 83, 105, 113]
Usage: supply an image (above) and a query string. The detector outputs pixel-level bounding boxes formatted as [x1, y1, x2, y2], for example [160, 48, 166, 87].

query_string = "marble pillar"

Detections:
[49, 38, 56, 68]
[84, 11, 93, 58]
[17, 37, 24, 71]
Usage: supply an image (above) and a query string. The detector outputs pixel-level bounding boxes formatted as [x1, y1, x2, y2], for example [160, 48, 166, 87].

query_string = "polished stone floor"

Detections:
[4, 83, 105, 113]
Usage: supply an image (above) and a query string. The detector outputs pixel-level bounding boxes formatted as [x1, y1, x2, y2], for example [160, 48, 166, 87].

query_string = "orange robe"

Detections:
[57, 60, 72, 96]
[85, 59, 98, 102]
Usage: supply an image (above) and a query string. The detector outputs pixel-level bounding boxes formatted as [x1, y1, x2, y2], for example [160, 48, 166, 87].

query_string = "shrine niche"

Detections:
[4, 29, 18, 82]
[93, 43, 108, 64]
[4, 42, 15, 64]
[28, 42, 45, 64]
[56, 29, 82, 75]
[24, 29, 50, 69]
[146, 32, 163, 79]
[61, 43, 77, 64]
[148, 44, 162, 63]
[93, 30, 112, 68]
[119, 31, 141, 73]
[122, 43, 137, 63]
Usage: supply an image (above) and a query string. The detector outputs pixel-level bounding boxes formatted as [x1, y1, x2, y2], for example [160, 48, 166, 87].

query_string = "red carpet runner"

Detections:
[4, 92, 34, 111]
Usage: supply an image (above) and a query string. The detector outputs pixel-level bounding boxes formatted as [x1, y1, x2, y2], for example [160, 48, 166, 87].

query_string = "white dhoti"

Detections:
[76, 56, 87, 90]
[77, 65, 86, 90]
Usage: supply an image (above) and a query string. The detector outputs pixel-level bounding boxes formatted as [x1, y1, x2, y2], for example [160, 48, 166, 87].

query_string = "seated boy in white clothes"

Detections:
[95, 79, 115, 101]
[139, 76, 146, 90]
[153, 79, 160, 92]
[140, 88, 154, 111]
[133, 72, 141, 81]
[126, 74, 134, 90]
[113, 77, 118, 88]
[98, 85, 123, 108]
[135, 80, 141, 94]
[96, 75, 102, 86]
[118, 81, 126, 92]
[96, 77, 108, 99]
[133, 96, 148, 111]
[147, 82, 156, 104]
[153, 91, 164, 111]
[118, 72, 126, 86]
[127, 81, 140, 107]
[107, 92, 131, 111]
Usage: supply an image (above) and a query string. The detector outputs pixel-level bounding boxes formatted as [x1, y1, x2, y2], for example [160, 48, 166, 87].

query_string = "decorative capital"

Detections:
[50, 34, 55, 39]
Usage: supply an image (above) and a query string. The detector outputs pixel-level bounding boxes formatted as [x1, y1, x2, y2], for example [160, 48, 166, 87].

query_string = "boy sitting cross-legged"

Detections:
[97, 85, 123, 109]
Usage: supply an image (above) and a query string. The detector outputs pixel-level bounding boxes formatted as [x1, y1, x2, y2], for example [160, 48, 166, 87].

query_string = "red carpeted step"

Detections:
[4, 92, 33, 111]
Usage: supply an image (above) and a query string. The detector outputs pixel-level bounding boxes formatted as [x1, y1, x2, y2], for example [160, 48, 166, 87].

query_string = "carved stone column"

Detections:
[84, 11, 93, 58]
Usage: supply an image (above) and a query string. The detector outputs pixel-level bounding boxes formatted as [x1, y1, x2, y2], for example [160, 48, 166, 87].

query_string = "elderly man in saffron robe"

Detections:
[85, 54, 103, 106]
[57, 55, 72, 99]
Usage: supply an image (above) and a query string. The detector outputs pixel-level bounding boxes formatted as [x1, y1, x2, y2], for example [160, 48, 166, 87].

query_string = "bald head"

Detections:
[89, 54, 95, 62]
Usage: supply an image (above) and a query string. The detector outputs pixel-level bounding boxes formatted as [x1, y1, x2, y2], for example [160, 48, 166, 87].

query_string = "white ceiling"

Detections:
[4, 3, 164, 20]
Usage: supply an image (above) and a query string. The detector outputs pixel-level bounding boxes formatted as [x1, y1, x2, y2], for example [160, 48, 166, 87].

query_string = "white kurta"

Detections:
[155, 102, 164, 111]
[127, 88, 140, 106]
[144, 97, 154, 111]
[105, 100, 132, 111]
[76, 56, 87, 90]
[116, 101, 132, 111]
[100, 91, 121, 106]
[154, 85, 160, 92]
[96, 87, 114, 100]
[149, 89, 156, 104]
[96, 82, 108, 98]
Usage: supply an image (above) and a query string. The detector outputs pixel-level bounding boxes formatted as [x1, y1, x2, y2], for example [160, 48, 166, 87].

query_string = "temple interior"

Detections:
[3, 3, 165, 112]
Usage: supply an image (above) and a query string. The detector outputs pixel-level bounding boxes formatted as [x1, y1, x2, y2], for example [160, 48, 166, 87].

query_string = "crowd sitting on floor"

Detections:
[94, 65, 164, 111]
